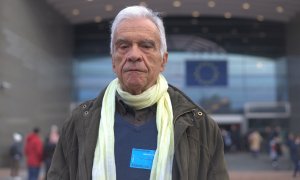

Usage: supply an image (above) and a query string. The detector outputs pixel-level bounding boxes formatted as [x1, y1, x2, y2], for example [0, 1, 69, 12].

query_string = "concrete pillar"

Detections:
[286, 13, 300, 134]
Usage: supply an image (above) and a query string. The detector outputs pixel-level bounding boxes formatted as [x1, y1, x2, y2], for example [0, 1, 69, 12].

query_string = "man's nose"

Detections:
[126, 45, 142, 62]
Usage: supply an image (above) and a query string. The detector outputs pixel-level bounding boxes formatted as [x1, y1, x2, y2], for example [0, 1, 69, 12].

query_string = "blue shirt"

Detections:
[114, 113, 157, 180]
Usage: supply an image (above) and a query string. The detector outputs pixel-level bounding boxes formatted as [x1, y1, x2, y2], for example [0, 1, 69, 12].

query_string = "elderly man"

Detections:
[48, 5, 229, 180]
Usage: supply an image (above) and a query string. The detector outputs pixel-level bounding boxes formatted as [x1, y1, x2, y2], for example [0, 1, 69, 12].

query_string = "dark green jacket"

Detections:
[48, 85, 229, 180]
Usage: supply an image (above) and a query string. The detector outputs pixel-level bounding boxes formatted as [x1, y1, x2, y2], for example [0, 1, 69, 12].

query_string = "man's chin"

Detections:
[124, 83, 145, 95]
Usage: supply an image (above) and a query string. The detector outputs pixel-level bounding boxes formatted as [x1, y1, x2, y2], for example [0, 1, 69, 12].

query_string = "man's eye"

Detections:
[141, 43, 154, 49]
[142, 45, 152, 49]
[120, 44, 129, 49]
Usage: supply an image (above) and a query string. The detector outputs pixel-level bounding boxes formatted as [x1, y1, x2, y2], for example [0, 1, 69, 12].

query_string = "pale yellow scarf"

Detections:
[92, 74, 174, 180]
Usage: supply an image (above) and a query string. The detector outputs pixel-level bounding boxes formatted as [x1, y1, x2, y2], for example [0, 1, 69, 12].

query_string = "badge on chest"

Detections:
[130, 148, 156, 170]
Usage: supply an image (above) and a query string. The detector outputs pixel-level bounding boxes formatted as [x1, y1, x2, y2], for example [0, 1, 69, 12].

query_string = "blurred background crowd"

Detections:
[8, 126, 59, 180]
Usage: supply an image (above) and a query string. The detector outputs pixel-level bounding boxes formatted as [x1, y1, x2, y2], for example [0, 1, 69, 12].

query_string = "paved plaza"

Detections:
[226, 152, 297, 180]
[0, 152, 298, 180]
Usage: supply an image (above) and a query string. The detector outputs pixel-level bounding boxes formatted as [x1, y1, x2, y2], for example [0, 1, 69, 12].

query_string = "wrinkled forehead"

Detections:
[116, 17, 159, 34]
[114, 18, 161, 44]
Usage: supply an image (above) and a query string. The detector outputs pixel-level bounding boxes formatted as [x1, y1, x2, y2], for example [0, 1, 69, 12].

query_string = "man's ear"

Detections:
[161, 52, 168, 71]
[112, 58, 116, 73]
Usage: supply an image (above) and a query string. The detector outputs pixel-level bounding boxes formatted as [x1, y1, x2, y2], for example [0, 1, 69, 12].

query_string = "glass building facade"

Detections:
[73, 52, 288, 115]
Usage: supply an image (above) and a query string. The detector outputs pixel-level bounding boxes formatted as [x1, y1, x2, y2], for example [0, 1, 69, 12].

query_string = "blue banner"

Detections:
[186, 60, 227, 86]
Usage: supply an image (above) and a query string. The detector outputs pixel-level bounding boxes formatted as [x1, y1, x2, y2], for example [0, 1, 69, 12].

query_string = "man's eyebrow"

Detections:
[115, 39, 130, 45]
[140, 39, 155, 44]
[139, 39, 157, 48]
[115, 39, 157, 47]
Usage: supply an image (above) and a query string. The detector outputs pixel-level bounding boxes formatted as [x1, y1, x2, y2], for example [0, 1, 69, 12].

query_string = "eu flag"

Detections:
[186, 60, 227, 86]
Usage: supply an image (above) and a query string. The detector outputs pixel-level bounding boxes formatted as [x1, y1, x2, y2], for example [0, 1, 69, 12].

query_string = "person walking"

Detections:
[248, 130, 263, 158]
[24, 127, 43, 180]
[48, 5, 229, 180]
[43, 125, 59, 180]
[269, 135, 282, 169]
[291, 135, 300, 178]
[9, 133, 23, 180]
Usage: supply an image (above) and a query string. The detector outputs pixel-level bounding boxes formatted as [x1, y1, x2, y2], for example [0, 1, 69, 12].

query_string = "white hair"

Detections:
[110, 6, 167, 57]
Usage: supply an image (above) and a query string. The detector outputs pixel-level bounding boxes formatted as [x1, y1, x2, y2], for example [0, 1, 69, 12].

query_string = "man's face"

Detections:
[112, 18, 168, 95]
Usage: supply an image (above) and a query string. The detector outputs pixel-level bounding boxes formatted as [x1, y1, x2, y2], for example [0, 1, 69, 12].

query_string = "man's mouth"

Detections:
[125, 68, 144, 72]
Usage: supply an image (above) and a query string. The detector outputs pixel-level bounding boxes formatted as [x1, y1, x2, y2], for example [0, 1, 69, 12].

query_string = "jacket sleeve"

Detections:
[47, 131, 70, 180]
[207, 121, 230, 180]
[47, 124, 70, 180]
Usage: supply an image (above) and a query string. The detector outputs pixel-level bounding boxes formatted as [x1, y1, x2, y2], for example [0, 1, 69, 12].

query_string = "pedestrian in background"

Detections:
[221, 128, 232, 153]
[24, 127, 43, 180]
[291, 135, 300, 178]
[230, 125, 241, 152]
[248, 130, 263, 158]
[9, 133, 23, 180]
[269, 135, 282, 169]
[286, 132, 296, 168]
[43, 125, 59, 180]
